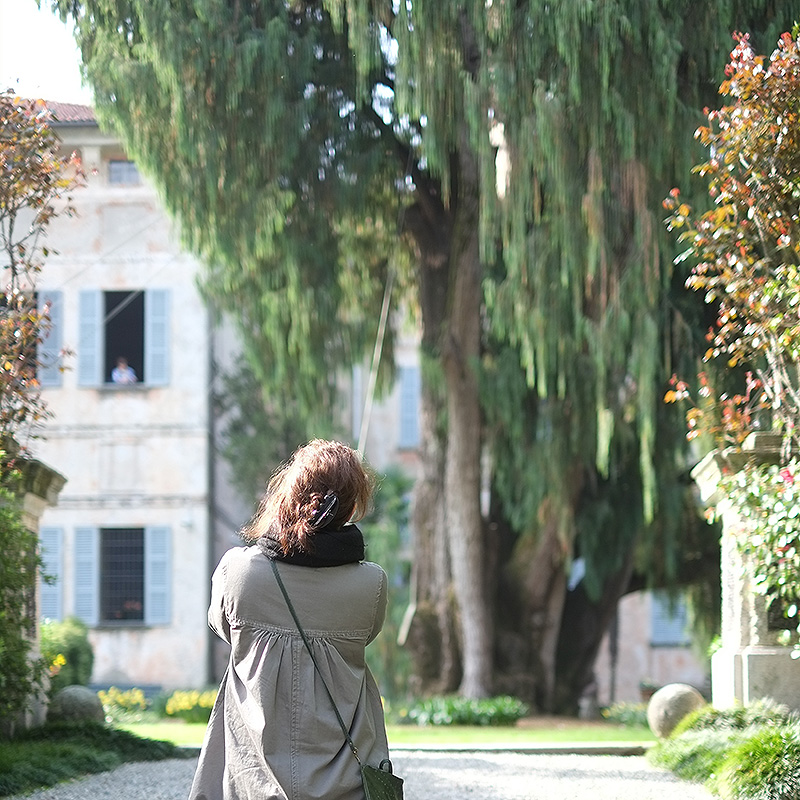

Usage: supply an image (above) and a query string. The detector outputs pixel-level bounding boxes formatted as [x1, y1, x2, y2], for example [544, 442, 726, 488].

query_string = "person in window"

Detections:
[189, 439, 391, 800]
[111, 356, 137, 384]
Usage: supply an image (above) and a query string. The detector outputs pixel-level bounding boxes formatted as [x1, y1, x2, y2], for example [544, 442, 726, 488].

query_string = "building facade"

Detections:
[35, 102, 223, 690]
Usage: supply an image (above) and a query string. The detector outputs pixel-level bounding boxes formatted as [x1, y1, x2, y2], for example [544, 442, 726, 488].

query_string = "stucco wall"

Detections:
[35, 119, 214, 690]
[593, 590, 709, 705]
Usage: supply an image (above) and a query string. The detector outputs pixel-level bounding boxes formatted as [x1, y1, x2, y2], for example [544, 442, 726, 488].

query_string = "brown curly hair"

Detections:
[241, 439, 375, 554]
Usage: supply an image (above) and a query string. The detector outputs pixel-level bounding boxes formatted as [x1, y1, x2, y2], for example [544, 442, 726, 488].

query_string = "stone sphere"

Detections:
[48, 685, 105, 724]
[646, 682, 706, 739]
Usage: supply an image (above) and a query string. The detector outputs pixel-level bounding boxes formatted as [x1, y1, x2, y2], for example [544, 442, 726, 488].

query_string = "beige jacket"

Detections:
[188, 545, 389, 800]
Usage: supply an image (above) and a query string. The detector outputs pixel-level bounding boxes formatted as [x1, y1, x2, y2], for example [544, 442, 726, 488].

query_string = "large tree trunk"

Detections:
[517, 516, 569, 711]
[442, 135, 492, 698]
[407, 369, 459, 693]
[402, 132, 491, 697]
[402, 155, 462, 694]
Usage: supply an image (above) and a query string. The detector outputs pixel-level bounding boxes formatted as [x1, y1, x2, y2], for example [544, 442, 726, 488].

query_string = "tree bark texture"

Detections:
[402, 129, 491, 697]
[402, 153, 461, 694]
[442, 132, 492, 698]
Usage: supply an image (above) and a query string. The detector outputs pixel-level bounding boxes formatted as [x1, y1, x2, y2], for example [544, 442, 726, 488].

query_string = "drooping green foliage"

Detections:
[331, 0, 783, 526]
[481, 3, 782, 546]
[316, 1, 789, 612]
[52, 0, 794, 703]
[56, 0, 407, 427]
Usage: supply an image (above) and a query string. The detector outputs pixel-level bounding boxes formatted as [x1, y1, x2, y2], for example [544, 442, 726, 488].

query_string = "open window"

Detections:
[104, 291, 144, 385]
[78, 289, 169, 387]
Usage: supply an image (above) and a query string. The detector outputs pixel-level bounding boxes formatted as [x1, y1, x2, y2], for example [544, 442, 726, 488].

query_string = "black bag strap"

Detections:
[269, 557, 362, 766]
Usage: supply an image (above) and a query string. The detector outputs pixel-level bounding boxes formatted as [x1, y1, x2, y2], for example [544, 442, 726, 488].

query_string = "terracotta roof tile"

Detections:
[11, 97, 96, 125]
[42, 100, 96, 125]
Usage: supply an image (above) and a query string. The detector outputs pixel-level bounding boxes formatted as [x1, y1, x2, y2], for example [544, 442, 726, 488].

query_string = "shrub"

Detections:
[672, 699, 796, 737]
[719, 726, 800, 800]
[40, 617, 94, 694]
[648, 728, 745, 786]
[405, 695, 529, 727]
[602, 702, 648, 728]
[649, 701, 800, 795]
[165, 689, 217, 723]
[98, 687, 148, 723]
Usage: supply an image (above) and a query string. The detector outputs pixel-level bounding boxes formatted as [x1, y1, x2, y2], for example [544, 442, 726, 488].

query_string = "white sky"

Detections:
[0, 0, 93, 104]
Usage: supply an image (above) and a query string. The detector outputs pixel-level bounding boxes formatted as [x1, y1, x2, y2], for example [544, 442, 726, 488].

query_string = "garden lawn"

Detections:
[120, 718, 655, 748]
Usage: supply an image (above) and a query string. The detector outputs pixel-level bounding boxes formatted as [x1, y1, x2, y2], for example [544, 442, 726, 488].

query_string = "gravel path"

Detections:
[6, 752, 713, 800]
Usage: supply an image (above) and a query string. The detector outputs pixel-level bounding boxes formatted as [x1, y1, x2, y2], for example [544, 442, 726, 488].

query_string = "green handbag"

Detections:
[361, 761, 404, 800]
[270, 559, 404, 800]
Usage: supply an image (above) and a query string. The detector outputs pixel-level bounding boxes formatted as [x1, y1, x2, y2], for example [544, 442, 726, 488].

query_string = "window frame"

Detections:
[73, 525, 172, 627]
[78, 288, 170, 388]
[107, 160, 141, 186]
[650, 591, 691, 648]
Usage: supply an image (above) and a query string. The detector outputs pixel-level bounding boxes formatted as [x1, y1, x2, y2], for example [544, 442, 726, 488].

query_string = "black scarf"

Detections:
[257, 524, 365, 567]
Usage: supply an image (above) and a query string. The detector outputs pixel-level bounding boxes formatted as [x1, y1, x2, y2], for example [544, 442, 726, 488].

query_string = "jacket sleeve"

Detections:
[367, 566, 388, 645]
[208, 556, 232, 644]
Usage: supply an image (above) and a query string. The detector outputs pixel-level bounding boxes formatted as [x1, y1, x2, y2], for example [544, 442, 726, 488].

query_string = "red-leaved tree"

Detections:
[665, 29, 800, 634]
[665, 30, 800, 456]
[0, 91, 81, 455]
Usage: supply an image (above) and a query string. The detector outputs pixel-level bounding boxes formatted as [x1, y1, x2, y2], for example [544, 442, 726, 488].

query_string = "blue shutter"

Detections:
[74, 527, 99, 626]
[144, 290, 169, 386]
[78, 290, 103, 386]
[38, 291, 63, 387]
[39, 527, 63, 620]
[145, 526, 171, 625]
[398, 366, 421, 449]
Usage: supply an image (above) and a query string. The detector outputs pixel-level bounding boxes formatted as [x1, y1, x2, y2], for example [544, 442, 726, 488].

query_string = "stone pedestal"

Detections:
[693, 433, 800, 711]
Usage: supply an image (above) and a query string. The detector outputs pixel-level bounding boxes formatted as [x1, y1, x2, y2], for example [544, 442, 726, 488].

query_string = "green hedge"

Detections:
[403, 695, 529, 727]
